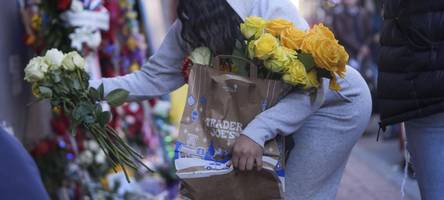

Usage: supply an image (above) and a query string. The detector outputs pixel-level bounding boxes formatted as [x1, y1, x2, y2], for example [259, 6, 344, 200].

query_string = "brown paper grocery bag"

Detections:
[174, 55, 289, 200]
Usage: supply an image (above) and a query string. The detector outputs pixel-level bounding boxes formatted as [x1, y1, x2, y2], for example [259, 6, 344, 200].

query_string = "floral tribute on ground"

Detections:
[24, 49, 151, 181]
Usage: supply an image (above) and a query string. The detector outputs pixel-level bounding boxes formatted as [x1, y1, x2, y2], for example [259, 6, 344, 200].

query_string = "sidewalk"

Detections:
[337, 137, 420, 200]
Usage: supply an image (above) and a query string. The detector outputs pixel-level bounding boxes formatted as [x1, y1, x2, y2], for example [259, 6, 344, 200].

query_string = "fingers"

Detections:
[255, 156, 263, 171]
[246, 157, 255, 171]
[234, 154, 262, 171]
[239, 156, 247, 171]
[231, 135, 264, 171]
[232, 154, 239, 169]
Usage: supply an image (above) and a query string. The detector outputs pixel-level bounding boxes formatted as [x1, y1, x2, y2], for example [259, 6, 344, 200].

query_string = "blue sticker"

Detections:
[275, 163, 285, 177]
[174, 141, 183, 160]
[196, 147, 206, 156]
[261, 99, 268, 111]
[199, 97, 207, 104]
[188, 95, 196, 106]
[205, 141, 215, 159]
[191, 110, 199, 121]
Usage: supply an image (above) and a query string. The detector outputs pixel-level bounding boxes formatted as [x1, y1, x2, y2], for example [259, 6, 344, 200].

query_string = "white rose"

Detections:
[79, 151, 93, 165]
[95, 150, 106, 164]
[189, 47, 212, 65]
[62, 51, 86, 71]
[44, 49, 65, 68]
[86, 140, 100, 152]
[71, 0, 84, 12]
[24, 57, 49, 82]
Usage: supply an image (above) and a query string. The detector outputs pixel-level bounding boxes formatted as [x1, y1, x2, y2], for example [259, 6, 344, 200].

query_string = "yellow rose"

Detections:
[282, 60, 308, 86]
[336, 45, 349, 78]
[305, 69, 321, 89]
[250, 33, 279, 60]
[265, 19, 294, 36]
[264, 47, 296, 72]
[240, 16, 267, 39]
[281, 27, 306, 50]
[329, 75, 341, 91]
[311, 38, 349, 75]
[307, 23, 335, 40]
[301, 24, 336, 54]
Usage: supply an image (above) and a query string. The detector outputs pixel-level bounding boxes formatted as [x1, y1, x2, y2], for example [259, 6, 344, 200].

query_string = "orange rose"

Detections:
[300, 24, 349, 78]
[280, 27, 306, 50]
[265, 19, 294, 36]
[307, 23, 335, 40]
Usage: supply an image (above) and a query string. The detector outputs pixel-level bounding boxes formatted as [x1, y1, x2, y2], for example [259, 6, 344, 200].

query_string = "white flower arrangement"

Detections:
[24, 49, 150, 181]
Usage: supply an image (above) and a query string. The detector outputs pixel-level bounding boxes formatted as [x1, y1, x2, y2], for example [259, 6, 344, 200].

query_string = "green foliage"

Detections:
[106, 89, 129, 107]
[28, 63, 149, 182]
[231, 40, 250, 77]
[298, 52, 315, 71]
[39, 86, 53, 98]
[96, 111, 111, 127]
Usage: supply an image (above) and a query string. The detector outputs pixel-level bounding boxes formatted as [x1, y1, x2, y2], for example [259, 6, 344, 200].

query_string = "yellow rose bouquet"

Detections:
[24, 49, 151, 181]
[239, 16, 349, 91]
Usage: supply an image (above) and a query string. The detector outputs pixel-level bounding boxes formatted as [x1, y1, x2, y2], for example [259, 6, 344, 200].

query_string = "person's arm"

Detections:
[89, 20, 188, 101]
[234, 84, 325, 171]
[242, 89, 323, 147]
[232, 0, 321, 171]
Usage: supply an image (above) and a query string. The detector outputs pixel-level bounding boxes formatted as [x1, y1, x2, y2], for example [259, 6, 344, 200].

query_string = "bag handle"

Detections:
[212, 55, 258, 80]
[211, 74, 256, 86]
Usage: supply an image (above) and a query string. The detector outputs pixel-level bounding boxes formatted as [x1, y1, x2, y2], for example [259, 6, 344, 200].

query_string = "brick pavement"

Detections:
[337, 147, 416, 200]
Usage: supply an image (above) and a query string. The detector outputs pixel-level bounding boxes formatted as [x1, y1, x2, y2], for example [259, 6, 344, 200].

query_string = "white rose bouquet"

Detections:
[24, 49, 150, 181]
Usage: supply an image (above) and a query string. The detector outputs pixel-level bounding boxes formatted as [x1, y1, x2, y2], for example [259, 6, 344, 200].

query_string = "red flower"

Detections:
[182, 58, 192, 83]
[57, 0, 72, 11]
[51, 114, 70, 136]
[31, 140, 56, 156]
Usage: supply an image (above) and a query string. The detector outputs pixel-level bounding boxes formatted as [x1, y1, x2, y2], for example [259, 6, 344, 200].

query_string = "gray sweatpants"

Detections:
[285, 67, 372, 199]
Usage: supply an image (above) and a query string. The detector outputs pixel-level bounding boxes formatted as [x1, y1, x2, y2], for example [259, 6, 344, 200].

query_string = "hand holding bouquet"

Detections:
[24, 49, 150, 181]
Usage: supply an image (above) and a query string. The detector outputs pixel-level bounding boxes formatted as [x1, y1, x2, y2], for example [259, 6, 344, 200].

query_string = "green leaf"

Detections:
[72, 102, 94, 121]
[232, 42, 250, 77]
[106, 89, 129, 107]
[39, 86, 53, 98]
[317, 68, 333, 79]
[84, 116, 96, 124]
[298, 53, 316, 71]
[51, 70, 62, 83]
[235, 40, 244, 49]
[97, 111, 111, 126]
[89, 87, 100, 100]
[98, 84, 105, 99]
[232, 52, 250, 76]
[72, 79, 81, 90]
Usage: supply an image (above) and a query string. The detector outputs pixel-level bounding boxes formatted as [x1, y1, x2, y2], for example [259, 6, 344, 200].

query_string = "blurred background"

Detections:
[0, 0, 420, 199]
